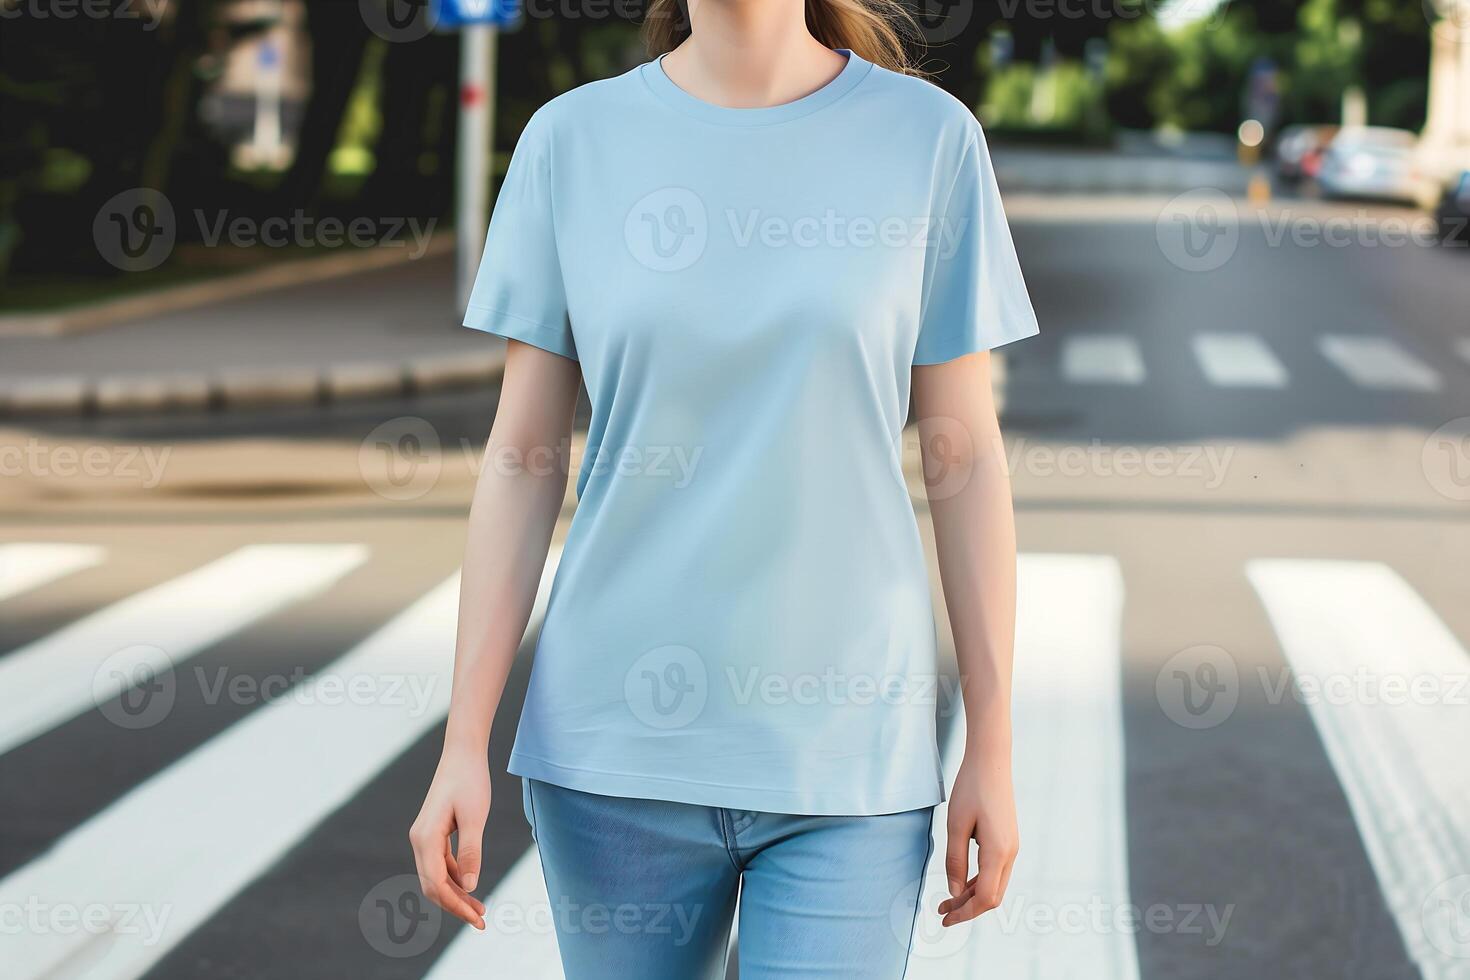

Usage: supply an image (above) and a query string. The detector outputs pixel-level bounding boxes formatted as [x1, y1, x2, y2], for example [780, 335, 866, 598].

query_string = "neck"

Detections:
[661, 1, 846, 109]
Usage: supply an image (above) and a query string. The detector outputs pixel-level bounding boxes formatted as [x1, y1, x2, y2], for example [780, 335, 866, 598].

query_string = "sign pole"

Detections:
[457, 23, 498, 313]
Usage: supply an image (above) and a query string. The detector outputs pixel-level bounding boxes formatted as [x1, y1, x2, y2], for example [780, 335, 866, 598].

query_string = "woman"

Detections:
[408, 0, 1037, 974]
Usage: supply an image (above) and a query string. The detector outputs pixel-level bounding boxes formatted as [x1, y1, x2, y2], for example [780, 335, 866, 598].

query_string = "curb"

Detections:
[0, 237, 455, 339]
[0, 347, 507, 418]
[3, 347, 1011, 419]
[991, 155, 1250, 197]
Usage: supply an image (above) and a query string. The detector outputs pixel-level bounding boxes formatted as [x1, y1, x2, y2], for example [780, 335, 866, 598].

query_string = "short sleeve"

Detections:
[463, 114, 577, 360]
[913, 126, 1038, 365]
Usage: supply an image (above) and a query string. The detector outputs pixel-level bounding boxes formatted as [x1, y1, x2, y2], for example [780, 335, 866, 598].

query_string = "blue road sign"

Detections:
[435, 0, 519, 28]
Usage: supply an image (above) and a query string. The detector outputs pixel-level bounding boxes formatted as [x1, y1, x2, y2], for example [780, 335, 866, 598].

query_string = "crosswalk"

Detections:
[0, 544, 105, 602]
[1, 543, 1467, 979]
[1057, 331, 1460, 394]
[0, 545, 368, 757]
[909, 555, 1136, 980]
[1061, 335, 1148, 386]
[1247, 561, 1470, 980]
[1318, 336, 1442, 392]
[1191, 334, 1289, 389]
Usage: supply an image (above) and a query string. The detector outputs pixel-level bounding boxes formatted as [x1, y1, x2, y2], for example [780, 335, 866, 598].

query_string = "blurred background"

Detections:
[2, 0, 1469, 978]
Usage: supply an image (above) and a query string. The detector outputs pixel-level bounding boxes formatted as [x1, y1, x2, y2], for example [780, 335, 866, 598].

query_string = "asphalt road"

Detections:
[2, 191, 1469, 980]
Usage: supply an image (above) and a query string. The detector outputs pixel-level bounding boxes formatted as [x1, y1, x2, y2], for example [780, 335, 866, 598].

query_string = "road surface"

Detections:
[2, 191, 1468, 980]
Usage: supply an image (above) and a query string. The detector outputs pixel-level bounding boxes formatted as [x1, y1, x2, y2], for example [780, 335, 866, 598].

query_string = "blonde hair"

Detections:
[641, 0, 924, 76]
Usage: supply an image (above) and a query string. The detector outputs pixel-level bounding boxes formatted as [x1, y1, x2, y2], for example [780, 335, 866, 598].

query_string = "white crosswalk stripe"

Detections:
[1193, 333, 1289, 388]
[908, 554, 1137, 979]
[8, 543, 1469, 979]
[0, 546, 561, 980]
[1247, 560, 1470, 980]
[1318, 336, 1442, 392]
[1061, 336, 1146, 385]
[0, 544, 368, 757]
[0, 543, 106, 602]
[1045, 330, 1466, 394]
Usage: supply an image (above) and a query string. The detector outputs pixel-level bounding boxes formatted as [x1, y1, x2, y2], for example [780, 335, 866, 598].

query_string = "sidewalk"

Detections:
[991, 148, 1250, 196]
[0, 253, 505, 416]
[0, 149, 1247, 418]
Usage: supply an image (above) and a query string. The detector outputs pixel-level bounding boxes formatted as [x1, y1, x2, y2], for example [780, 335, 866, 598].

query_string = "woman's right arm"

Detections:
[409, 339, 581, 929]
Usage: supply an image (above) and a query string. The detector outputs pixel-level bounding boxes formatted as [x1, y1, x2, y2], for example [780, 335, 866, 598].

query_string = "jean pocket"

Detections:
[521, 777, 537, 842]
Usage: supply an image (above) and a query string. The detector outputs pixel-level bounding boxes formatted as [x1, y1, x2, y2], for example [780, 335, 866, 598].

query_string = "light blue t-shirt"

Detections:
[465, 50, 1038, 815]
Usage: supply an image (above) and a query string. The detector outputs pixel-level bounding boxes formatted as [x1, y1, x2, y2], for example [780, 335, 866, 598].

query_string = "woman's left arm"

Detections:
[913, 350, 1021, 927]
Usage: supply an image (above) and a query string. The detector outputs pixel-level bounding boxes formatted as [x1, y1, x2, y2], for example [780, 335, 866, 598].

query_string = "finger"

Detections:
[454, 804, 488, 894]
[944, 817, 974, 897]
[941, 890, 991, 927]
[443, 841, 486, 915]
[937, 876, 976, 915]
[444, 846, 461, 883]
[944, 860, 1005, 926]
[428, 859, 485, 926]
[414, 835, 484, 928]
[438, 874, 487, 925]
[996, 852, 1018, 906]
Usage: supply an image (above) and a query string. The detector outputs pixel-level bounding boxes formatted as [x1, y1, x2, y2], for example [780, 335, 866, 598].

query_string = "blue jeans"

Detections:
[521, 779, 935, 979]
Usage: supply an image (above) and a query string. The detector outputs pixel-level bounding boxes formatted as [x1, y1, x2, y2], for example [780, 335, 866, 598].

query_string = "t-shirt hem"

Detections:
[912, 318, 1040, 366]
[508, 752, 943, 817]
[464, 304, 578, 361]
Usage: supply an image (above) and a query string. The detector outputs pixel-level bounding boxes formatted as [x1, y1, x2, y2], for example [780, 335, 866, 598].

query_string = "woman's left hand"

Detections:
[939, 751, 1019, 926]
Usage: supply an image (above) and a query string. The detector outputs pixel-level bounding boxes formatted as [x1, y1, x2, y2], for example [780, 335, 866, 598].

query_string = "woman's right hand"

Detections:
[409, 749, 490, 929]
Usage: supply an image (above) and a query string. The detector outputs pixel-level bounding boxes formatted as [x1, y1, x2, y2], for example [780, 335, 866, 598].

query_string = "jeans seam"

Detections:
[898, 823, 936, 980]
[525, 781, 556, 942]
[715, 808, 744, 873]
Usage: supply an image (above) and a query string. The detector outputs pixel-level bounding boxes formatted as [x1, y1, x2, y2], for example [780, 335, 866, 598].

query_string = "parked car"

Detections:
[1276, 125, 1338, 182]
[1318, 127, 1429, 204]
[1434, 170, 1470, 244]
